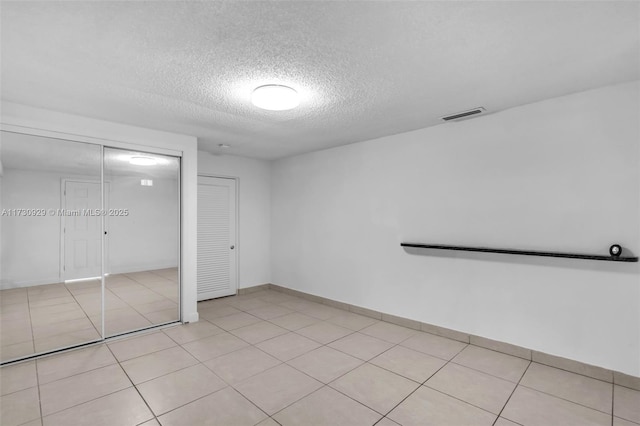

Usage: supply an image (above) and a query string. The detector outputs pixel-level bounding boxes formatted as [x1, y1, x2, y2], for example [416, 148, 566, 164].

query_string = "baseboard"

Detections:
[254, 283, 640, 390]
[238, 283, 271, 295]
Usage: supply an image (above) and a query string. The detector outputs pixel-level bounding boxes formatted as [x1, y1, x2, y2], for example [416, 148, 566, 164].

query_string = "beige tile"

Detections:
[121, 346, 198, 384]
[494, 418, 520, 426]
[162, 321, 224, 345]
[256, 332, 321, 361]
[246, 305, 294, 320]
[158, 387, 267, 426]
[199, 305, 242, 321]
[18, 419, 42, 426]
[501, 386, 611, 426]
[209, 312, 262, 330]
[401, 332, 467, 360]
[521, 363, 612, 413]
[614, 385, 640, 423]
[34, 327, 101, 353]
[330, 363, 419, 414]
[532, 351, 613, 382]
[371, 345, 446, 383]
[32, 317, 96, 340]
[182, 332, 249, 362]
[42, 387, 153, 426]
[453, 345, 530, 383]
[420, 323, 470, 343]
[143, 308, 179, 324]
[108, 332, 176, 362]
[0, 386, 40, 426]
[29, 296, 76, 308]
[288, 346, 363, 384]
[295, 321, 353, 344]
[376, 418, 401, 426]
[425, 363, 516, 414]
[40, 364, 131, 416]
[328, 332, 394, 361]
[256, 418, 279, 426]
[231, 321, 288, 344]
[0, 360, 37, 395]
[388, 386, 496, 426]
[102, 311, 153, 336]
[327, 312, 379, 331]
[614, 416, 639, 426]
[138, 419, 160, 426]
[37, 344, 115, 384]
[0, 341, 35, 361]
[234, 364, 322, 415]
[302, 303, 345, 320]
[204, 346, 281, 385]
[136, 364, 227, 415]
[268, 312, 320, 331]
[274, 385, 381, 426]
[134, 299, 177, 315]
[614, 371, 640, 392]
[225, 297, 271, 311]
[360, 321, 416, 344]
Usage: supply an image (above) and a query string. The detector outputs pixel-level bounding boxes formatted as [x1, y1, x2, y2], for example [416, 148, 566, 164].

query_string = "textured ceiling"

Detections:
[1, 1, 638, 159]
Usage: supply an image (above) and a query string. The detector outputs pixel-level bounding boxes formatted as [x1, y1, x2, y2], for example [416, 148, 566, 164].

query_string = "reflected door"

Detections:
[103, 148, 180, 337]
[63, 180, 102, 280]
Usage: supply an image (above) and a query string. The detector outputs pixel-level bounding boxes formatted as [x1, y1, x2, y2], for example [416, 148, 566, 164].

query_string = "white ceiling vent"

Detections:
[441, 107, 486, 122]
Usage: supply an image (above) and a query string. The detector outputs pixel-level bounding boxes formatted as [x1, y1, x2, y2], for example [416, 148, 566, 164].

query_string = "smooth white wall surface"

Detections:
[271, 81, 640, 375]
[198, 151, 271, 288]
[0, 102, 199, 323]
[0, 169, 179, 289]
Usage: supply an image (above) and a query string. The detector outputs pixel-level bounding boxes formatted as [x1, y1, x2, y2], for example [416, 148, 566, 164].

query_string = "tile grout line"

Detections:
[34, 356, 44, 425]
[491, 359, 532, 425]
[516, 382, 616, 417]
[104, 342, 160, 425]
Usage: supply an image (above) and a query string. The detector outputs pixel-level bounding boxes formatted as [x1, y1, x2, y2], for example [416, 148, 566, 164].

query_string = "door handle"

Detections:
[230, 245, 235, 250]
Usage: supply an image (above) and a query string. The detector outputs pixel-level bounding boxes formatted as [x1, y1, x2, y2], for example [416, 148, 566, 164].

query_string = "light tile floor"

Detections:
[1, 288, 639, 426]
[0, 268, 179, 362]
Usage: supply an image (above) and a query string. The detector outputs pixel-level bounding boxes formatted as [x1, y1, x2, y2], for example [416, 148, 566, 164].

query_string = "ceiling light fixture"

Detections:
[218, 144, 230, 149]
[129, 156, 157, 166]
[251, 85, 299, 111]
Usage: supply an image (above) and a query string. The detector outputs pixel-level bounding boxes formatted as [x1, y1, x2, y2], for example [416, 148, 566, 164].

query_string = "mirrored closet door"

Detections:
[0, 132, 103, 362]
[0, 132, 181, 363]
[103, 148, 180, 336]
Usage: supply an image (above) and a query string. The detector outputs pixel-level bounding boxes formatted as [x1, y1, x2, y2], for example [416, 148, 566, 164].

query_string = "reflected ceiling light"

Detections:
[129, 156, 157, 166]
[251, 85, 299, 111]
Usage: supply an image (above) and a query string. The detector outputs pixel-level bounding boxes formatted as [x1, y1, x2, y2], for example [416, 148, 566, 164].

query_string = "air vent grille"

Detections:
[441, 107, 486, 122]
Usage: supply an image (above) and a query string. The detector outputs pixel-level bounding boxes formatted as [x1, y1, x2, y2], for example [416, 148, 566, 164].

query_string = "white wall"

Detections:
[108, 175, 179, 274]
[0, 102, 199, 322]
[198, 151, 271, 288]
[0, 169, 178, 288]
[271, 81, 640, 376]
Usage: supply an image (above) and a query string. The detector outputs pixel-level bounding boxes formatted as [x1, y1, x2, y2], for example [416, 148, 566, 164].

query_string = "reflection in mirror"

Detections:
[0, 131, 103, 362]
[103, 148, 180, 336]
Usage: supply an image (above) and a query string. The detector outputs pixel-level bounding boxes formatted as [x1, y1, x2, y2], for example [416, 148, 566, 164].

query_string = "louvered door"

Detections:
[197, 176, 237, 300]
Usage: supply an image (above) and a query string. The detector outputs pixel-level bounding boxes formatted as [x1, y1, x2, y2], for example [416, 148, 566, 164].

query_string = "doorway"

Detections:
[197, 176, 237, 300]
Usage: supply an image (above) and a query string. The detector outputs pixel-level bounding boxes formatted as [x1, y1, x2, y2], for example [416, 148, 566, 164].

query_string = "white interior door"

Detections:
[197, 176, 237, 300]
[63, 180, 103, 280]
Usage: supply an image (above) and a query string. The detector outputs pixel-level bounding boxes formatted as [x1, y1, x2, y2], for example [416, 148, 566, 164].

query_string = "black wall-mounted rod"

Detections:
[401, 243, 638, 262]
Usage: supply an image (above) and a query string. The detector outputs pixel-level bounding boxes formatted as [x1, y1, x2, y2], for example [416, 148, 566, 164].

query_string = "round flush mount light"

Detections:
[251, 85, 299, 111]
[129, 156, 157, 166]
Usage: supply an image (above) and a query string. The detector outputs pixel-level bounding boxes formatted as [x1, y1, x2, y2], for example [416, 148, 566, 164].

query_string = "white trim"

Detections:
[0, 124, 183, 158]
